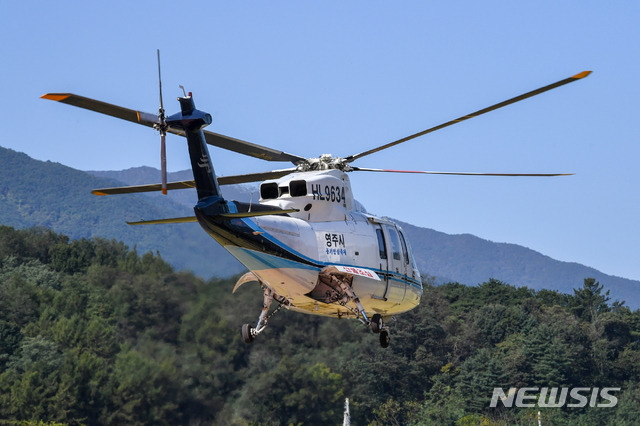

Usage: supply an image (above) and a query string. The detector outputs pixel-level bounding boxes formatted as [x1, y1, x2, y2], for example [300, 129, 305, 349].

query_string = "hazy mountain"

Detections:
[3, 146, 639, 308]
[395, 220, 640, 307]
[0, 147, 245, 278]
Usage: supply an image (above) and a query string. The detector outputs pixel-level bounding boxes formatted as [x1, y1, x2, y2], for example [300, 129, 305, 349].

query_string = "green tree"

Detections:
[455, 348, 505, 412]
[570, 278, 611, 323]
[104, 347, 182, 425]
[0, 336, 78, 423]
[232, 357, 344, 425]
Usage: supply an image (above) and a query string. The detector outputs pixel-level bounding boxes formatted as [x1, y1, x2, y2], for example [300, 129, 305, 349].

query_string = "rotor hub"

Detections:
[298, 155, 350, 172]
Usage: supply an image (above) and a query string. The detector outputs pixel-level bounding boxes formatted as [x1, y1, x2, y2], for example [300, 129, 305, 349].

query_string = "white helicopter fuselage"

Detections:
[224, 169, 423, 319]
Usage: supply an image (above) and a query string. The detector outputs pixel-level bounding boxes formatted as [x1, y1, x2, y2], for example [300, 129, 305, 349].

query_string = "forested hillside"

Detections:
[0, 147, 245, 278]
[3, 147, 640, 309]
[1, 226, 639, 425]
[396, 220, 640, 309]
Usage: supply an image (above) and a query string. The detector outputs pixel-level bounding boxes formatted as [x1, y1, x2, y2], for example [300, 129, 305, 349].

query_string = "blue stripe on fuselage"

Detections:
[226, 246, 320, 272]
[197, 208, 422, 290]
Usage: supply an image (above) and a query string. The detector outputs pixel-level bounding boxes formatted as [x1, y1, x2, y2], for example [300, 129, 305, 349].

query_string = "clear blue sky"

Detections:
[2, 2, 639, 282]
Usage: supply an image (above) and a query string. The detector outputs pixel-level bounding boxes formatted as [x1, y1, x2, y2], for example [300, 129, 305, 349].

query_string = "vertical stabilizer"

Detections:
[166, 95, 221, 201]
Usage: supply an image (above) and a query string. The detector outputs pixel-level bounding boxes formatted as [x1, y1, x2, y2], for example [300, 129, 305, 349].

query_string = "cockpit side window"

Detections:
[375, 228, 387, 260]
[290, 180, 307, 196]
[260, 182, 278, 199]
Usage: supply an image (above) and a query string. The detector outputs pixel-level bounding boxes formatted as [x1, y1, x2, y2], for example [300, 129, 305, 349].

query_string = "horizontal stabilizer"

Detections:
[219, 208, 299, 218]
[127, 209, 298, 225]
[127, 216, 198, 225]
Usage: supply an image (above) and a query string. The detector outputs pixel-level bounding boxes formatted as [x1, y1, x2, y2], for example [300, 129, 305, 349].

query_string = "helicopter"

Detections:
[42, 56, 590, 347]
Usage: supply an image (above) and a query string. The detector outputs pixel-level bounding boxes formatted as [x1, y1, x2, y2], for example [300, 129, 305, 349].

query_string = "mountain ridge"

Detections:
[0, 147, 245, 278]
[394, 220, 638, 305]
[2, 146, 638, 308]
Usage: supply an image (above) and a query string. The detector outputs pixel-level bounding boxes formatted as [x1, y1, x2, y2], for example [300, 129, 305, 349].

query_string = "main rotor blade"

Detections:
[42, 93, 158, 127]
[202, 130, 305, 164]
[93, 180, 195, 196]
[127, 208, 299, 225]
[217, 168, 297, 185]
[344, 71, 592, 163]
[41, 93, 306, 164]
[351, 167, 574, 177]
[92, 168, 296, 196]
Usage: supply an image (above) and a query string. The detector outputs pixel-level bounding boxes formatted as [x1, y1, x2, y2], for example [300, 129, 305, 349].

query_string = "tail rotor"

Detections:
[155, 49, 168, 195]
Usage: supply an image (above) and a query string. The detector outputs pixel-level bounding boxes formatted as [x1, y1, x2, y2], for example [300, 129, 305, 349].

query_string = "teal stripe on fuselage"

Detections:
[228, 246, 320, 272]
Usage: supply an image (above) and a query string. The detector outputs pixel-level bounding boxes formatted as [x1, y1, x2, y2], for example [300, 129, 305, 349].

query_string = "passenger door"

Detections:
[380, 224, 407, 303]
[374, 225, 390, 299]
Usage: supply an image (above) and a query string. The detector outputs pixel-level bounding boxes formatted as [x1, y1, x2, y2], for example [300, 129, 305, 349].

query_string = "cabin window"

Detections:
[260, 182, 278, 199]
[290, 180, 307, 197]
[398, 230, 410, 265]
[386, 226, 402, 261]
[375, 229, 387, 260]
[279, 186, 289, 196]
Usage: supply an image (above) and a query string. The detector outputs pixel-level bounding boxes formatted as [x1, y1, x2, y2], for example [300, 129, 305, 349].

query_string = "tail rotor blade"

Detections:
[160, 133, 167, 194]
[156, 49, 168, 195]
[157, 49, 164, 114]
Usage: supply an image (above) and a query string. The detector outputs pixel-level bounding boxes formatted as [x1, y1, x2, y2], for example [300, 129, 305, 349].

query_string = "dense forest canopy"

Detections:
[0, 225, 639, 425]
